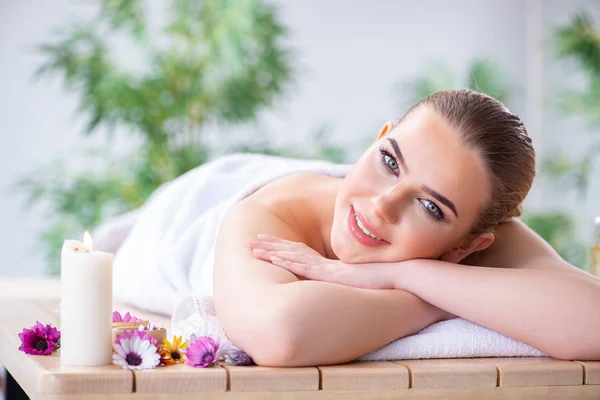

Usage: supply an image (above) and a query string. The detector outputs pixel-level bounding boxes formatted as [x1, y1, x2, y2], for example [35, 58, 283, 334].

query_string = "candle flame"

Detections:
[83, 231, 93, 252]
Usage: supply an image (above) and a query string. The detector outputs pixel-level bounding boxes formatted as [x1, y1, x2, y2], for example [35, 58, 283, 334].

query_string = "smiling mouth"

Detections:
[348, 206, 389, 247]
[353, 211, 382, 240]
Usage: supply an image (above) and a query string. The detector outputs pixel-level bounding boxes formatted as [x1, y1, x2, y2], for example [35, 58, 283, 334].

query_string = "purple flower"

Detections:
[186, 336, 220, 368]
[113, 330, 160, 370]
[225, 347, 254, 366]
[18, 321, 61, 355]
[112, 311, 142, 323]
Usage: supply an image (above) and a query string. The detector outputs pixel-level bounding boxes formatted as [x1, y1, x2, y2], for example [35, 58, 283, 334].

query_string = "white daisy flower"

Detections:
[112, 330, 160, 370]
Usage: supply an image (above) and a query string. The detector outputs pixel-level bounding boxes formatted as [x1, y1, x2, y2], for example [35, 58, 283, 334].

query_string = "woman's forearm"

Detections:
[241, 281, 447, 367]
[392, 260, 600, 360]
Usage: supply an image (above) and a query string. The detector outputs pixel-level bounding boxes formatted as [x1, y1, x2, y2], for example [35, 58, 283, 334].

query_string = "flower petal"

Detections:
[137, 339, 152, 355]
[120, 337, 132, 354]
[114, 343, 127, 359]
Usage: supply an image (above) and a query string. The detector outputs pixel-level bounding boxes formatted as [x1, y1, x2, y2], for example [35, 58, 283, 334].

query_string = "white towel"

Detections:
[112, 153, 546, 360]
[112, 153, 350, 315]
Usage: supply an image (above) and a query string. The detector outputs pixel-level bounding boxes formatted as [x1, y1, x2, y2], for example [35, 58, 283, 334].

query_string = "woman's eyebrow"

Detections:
[421, 185, 459, 218]
[386, 138, 409, 172]
[386, 137, 458, 218]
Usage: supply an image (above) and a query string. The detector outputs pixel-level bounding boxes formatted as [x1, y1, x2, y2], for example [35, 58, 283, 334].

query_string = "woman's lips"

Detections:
[347, 206, 389, 247]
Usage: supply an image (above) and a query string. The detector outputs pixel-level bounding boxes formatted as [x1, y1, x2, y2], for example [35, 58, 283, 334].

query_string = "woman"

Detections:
[212, 89, 600, 367]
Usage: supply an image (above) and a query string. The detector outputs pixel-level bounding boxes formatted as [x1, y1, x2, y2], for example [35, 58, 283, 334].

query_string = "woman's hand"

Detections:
[249, 234, 394, 290]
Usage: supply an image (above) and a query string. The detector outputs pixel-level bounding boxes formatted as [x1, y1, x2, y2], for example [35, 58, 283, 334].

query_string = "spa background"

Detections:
[2, 0, 600, 277]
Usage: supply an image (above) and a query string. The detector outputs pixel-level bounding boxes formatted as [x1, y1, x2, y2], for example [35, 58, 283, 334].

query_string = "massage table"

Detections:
[1, 277, 598, 399]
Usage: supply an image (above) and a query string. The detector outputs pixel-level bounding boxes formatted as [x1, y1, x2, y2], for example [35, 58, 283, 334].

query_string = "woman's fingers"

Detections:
[251, 248, 295, 262]
[271, 250, 318, 263]
[251, 248, 270, 261]
[252, 247, 320, 265]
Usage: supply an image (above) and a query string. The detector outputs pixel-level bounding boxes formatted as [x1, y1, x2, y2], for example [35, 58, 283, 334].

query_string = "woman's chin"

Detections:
[331, 240, 415, 265]
[331, 243, 372, 264]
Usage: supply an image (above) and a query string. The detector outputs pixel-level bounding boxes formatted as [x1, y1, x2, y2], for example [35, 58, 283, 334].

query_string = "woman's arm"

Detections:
[258, 219, 600, 360]
[394, 259, 600, 360]
[213, 201, 447, 367]
[393, 218, 600, 360]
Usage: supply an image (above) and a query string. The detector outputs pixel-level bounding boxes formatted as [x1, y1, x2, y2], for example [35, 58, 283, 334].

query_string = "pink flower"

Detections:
[18, 321, 61, 355]
[113, 330, 160, 370]
[112, 311, 142, 323]
[116, 329, 158, 346]
[186, 336, 220, 368]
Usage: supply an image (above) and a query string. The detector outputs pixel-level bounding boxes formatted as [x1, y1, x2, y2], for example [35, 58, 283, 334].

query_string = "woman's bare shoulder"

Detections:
[245, 172, 335, 205]
[219, 172, 329, 245]
[462, 218, 576, 272]
[232, 172, 336, 256]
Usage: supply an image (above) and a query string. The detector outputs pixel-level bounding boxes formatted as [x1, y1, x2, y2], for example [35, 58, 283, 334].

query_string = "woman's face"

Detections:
[331, 106, 490, 264]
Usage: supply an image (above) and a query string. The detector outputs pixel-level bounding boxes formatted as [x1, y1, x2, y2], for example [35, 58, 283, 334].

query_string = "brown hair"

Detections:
[404, 89, 536, 234]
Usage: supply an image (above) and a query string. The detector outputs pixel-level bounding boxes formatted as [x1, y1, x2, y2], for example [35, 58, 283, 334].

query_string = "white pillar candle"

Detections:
[60, 231, 113, 366]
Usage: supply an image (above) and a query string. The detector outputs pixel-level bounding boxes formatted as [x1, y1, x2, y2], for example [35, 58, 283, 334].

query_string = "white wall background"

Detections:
[1, 0, 599, 276]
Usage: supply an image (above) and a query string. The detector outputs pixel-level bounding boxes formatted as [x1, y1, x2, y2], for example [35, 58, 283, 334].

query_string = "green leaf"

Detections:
[97, 0, 147, 41]
[397, 57, 512, 110]
[521, 211, 587, 269]
[20, 0, 300, 272]
[554, 12, 600, 78]
[399, 62, 455, 107]
[467, 58, 511, 103]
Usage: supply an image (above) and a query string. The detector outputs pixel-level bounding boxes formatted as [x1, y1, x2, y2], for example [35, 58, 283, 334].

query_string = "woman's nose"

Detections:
[371, 186, 405, 224]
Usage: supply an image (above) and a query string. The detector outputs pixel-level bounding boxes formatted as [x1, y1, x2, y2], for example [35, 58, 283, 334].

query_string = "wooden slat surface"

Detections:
[476, 357, 584, 387]
[393, 358, 497, 389]
[35, 355, 133, 395]
[0, 277, 60, 300]
[33, 298, 61, 320]
[25, 385, 600, 400]
[11, 385, 597, 400]
[223, 365, 320, 392]
[0, 299, 133, 398]
[1, 278, 599, 399]
[134, 364, 227, 393]
[575, 361, 600, 385]
[318, 361, 409, 390]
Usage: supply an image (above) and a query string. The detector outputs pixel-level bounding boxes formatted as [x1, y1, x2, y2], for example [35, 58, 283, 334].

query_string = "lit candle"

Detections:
[60, 231, 113, 366]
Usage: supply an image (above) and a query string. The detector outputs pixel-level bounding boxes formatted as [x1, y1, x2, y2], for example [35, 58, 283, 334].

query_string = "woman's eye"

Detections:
[421, 199, 444, 220]
[384, 155, 398, 171]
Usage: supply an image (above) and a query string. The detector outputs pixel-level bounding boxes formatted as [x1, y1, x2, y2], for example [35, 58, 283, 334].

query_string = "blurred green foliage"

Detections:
[16, 0, 348, 274]
[531, 11, 600, 269]
[398, 58, 512, 107]
[399, 58, 587, 268]
[521, 212, 587, 269]
[544, 12, 600, 196]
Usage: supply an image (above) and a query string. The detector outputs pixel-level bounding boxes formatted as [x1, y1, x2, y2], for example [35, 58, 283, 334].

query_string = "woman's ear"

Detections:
[377, 121, 396, 140]
[439, 232, 495, 264]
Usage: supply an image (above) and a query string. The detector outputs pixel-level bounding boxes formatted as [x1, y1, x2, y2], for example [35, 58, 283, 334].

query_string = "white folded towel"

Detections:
[111, 153, 546, 360]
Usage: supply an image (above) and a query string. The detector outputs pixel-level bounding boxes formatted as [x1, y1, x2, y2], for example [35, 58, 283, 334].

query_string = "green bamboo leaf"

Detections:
[19, 0, 298, 274]
[98, 0, 147, 41]
[554, 12, 600, 77]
